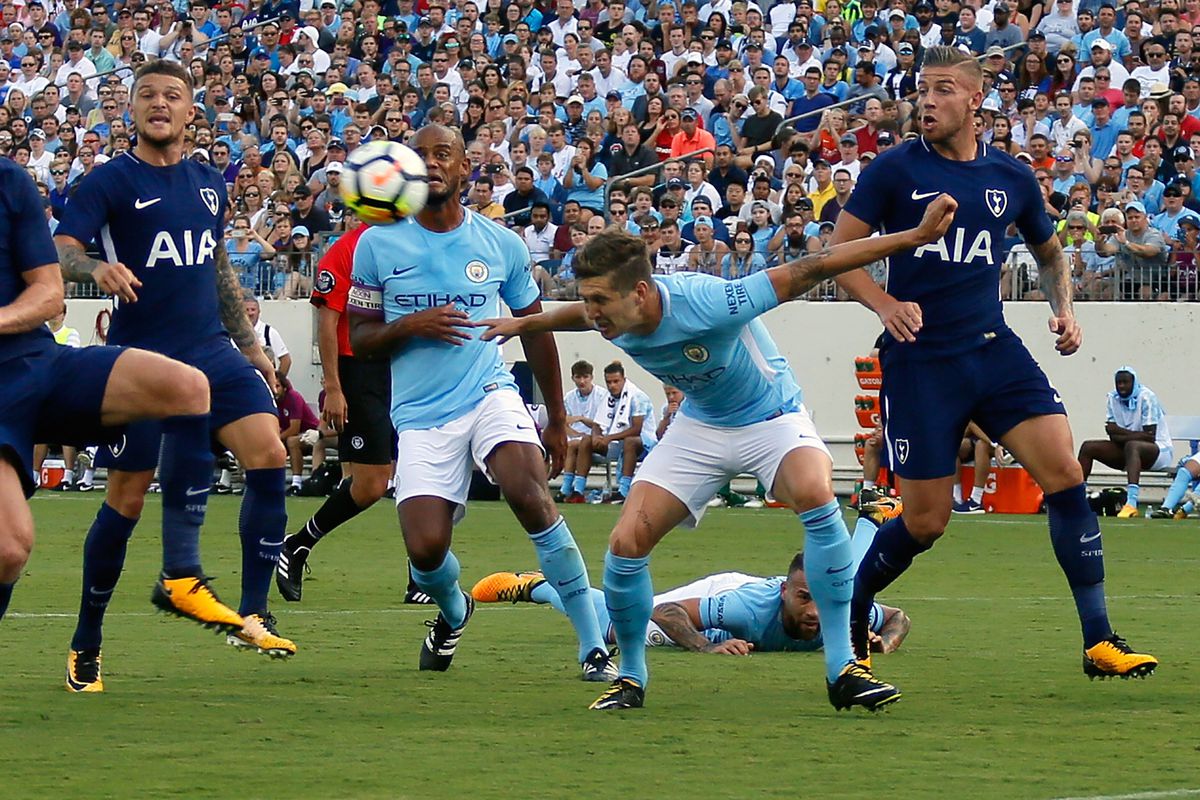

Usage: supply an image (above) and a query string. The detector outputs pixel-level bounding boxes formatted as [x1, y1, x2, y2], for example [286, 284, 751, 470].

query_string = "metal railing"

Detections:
[603, 145, 715, 213]
[1004, 245, 1200, 302]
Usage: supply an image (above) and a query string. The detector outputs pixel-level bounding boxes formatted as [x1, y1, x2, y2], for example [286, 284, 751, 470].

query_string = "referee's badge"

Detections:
[314, 270, 335, 294]
[465, 260, 489, 283]
[985, 189, 1007, 219]
[682, 343, 710, 363]
[199, 187, 220, 216]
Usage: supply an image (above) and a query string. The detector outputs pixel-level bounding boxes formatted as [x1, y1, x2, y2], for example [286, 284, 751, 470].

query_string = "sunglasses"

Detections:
[1055, 155, 1074, 162]
[735, 237, 752, 243]
[50, 169, 66, 175]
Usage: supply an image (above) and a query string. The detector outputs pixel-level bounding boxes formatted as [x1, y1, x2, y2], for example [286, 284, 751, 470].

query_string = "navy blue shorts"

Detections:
[0, 340, 125, 498]
[97, 341, 276, 473]
[880, 333, 1065, 480]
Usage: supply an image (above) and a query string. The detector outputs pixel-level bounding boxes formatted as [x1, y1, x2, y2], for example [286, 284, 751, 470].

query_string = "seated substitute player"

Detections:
[276, 209, 429, 605]
[56, 61, 296, 690]
[829, 46, 1156, 686]
[1078, 367, 1173, 519]
[475, 197, 957, 711]
[953, 421, 1003, 515]
[1151, 450, 1200, 519]
[472, 553, 912, 657]
[276, 375, 321, 494]
[0, 157, 245, 692]
[594, 360, 657, 503]
[347, 123, 615, 682]
[558, 358, 605, 504]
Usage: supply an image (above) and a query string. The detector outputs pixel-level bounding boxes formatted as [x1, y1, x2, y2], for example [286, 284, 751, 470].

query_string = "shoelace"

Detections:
[74, 653, 101, 682]
[186, 576, 217, 596]
[260, 613, 281, 635]
[1107, 635, 1132, 653]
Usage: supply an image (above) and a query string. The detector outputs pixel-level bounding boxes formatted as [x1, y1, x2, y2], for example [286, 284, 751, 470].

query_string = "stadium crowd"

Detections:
[8, 0, 1200, 301]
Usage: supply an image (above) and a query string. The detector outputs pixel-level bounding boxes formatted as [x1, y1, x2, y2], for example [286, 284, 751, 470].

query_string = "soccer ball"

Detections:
[340, 140, 429, 225]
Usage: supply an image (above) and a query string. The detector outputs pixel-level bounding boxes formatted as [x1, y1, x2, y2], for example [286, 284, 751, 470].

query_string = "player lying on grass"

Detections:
[473, 549, 911, 656]
[475, 195, 956, 712]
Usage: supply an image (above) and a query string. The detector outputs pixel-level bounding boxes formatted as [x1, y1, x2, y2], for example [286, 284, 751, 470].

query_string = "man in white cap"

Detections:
[1075, 38, 1130, 91]
[295, 25, 330, 74]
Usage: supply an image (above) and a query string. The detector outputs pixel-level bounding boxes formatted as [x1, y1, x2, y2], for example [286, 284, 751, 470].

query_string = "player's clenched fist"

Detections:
[1049, 315, 1082, 356]
[92, 261, 142, 303]
[406, 303, 474, 345]
[913, 193, 958, 245]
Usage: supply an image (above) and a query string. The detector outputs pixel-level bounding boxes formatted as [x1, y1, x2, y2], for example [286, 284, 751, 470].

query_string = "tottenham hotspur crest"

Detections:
[984, 189, 1007, 219]
[895, 438, 910, 465]
[199, 187, 220, 216]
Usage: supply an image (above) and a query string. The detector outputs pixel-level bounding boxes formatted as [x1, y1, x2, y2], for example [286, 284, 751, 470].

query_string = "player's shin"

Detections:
[239, 468, 287, 616]
[603, 550, 652, 686]
[297, 477, 366, 548]
[158, 415, 212, 576]
[798, 501, 856, 681]
[410, 550, 468, 627]
[71, 503, 137, 650]
[1046, 484, 1111, 648]
[852, 515, 930, 660]
[529, 516, 605, 659]
[1161, 468, 1192, 511]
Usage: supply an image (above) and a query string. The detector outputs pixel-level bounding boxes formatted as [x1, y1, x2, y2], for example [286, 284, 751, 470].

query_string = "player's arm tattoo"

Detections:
[213, 240, 257, 350]
[55, 238, 103, 281]
[877, 606, 911, 655]
[650, 602, 715, 653]
[1029, 235, 1074, 319]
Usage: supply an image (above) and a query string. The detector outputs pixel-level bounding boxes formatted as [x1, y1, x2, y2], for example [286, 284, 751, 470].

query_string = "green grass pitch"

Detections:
[2, 495, 1198, 800]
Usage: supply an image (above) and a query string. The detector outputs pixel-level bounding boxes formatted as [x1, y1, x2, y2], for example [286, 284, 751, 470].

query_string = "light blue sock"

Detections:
[529, 517, 605, 660]
[572, 474, 588, 494]
[604, 551, 652, 686]
[532, 583, 611, 638]
[799, 500, 856, 682]
[1163, 469, 1192, 509]
[850, 515, 881, 572]
[1127, 484, 1140, 507]
[561, 472, 575, 493]
[411, 551, 467, 628]
[618, 475, 632, 496]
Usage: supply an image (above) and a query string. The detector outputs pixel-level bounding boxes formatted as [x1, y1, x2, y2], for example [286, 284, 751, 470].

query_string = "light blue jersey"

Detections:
[697, 577, 884, 652]
[610, 271, 801, 427]
[564, 386, 604, 436]
[349, 210, 540, 432]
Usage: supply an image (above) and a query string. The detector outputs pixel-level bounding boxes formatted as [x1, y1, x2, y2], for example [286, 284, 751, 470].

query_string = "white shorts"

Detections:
[643, 572, 759, 648]
[632, 405, 830, 527]
[1152, 444, 1175, 472]
[393, 389, 543, 523]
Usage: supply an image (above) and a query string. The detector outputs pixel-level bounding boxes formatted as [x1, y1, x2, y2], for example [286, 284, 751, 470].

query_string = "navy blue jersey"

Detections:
[0, 159, 57, 361]
[844, 139, 1055, 356]
[56, 153, 230, 356]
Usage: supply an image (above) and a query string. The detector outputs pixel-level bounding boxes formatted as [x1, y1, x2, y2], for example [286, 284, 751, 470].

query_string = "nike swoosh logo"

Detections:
[391, 265, 416, 276]
[556, 577, 581, 587]
[516, 424, 534, 430]
[1080, 530, 1102, 543]
[134, 197, 162, 209]
[826, 562, 853, 574]
[89, 585, 114, 595]
[185, 487, 209, 496]
[259, 538, 285, 547]
[911, 190, 939, 200]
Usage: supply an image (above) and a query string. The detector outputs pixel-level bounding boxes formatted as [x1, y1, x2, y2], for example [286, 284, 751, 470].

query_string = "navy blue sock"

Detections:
[0, 581, 13, 621]
[158, 415, 212, 576]
[71, 503, 138, 651]
[851, 514, 930, 659]
[1046, 484, 1112, 648]
[239, 468, 287, 616]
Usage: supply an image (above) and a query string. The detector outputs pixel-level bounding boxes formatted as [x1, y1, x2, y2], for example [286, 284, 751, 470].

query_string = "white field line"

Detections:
[1050, 789, 1200, 800]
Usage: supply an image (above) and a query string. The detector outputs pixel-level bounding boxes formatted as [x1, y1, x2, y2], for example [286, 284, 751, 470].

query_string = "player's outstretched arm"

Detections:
[1028, 235, 1082, 355]
[651, 599, 754, 655]
[829, 212, 924, 343]
[474, 301, 593, 343]
[766, 194, 958, 305]
[55, 235, 142, 303]
[0, 264, 64, 335]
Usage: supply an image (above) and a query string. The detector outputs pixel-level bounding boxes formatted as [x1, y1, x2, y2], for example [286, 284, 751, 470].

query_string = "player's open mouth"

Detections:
[147, 115, 170, 125]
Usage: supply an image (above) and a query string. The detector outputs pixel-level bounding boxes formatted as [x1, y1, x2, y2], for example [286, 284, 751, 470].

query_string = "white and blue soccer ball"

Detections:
[340, 140, 429, 225]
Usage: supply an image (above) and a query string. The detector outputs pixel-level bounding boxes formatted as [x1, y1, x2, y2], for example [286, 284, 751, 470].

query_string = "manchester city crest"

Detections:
[465, 260, 489, 283]
[682, 343, 710, 363]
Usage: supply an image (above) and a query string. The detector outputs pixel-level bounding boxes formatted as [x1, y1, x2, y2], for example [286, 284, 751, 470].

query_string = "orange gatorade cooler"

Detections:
[40, 458, 65, 490]
[855, 356, 882, 390]
[959, 465, 1044, 514]
[854, 395, 881, 428]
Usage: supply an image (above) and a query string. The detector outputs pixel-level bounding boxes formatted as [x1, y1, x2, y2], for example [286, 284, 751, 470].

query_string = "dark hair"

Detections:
[788, 551, 805, 575]
[133, 59, 193, 95]
[571, 359, 593, 377]
[603, 360, 625, 376]
[576, 228, 653, 293]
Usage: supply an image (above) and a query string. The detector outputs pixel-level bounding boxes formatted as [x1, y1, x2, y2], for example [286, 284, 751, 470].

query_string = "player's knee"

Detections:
[0, 525, 34, 582]
[105, 477, 147, 518]
[608, 525, 649, 559]
[241, 438, 287, 470]
[903, 507, 949, 544]
[350, 470, 390, 505]
[164, 365, 211, 417]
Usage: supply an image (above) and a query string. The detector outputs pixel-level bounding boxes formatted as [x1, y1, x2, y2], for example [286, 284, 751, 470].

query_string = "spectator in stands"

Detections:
[655, 218, 690, 274]
[244, 292, 292, 378]
[227, 214, 277, 294]
[503, 165, 549, 227]
[1097, 200, 1170, 299]
[563, 136, 606, 217]
[722, 230, 767, 278]
[1062, 210, 1114, 300]
[685, 216, 728, 275]
[1078, 367, 1173, 518]
[523, 201, 557, 262]
[820, 167, 856, 224]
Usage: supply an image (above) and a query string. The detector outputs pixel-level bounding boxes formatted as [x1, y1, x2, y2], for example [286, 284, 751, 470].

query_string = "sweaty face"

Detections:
[579, 274, 646, 340]
[410, 125, 468, 206]
[133, 73, 194, 146]
[916, 65, 982, 144]
[780, 571, 820, 640]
